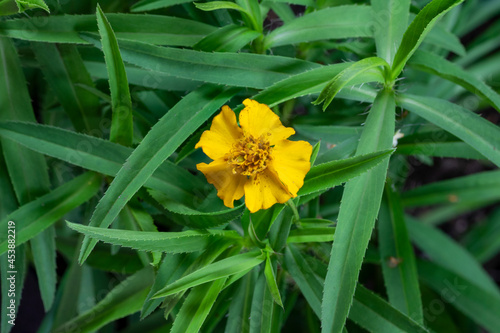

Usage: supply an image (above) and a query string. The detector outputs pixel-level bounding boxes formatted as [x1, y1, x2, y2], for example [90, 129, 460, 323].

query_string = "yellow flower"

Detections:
[195, 99, 313, 213]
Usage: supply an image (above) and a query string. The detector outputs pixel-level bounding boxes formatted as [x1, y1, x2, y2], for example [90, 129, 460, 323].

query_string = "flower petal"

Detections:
[244, 168, 292, 213]
[239, 99, 295, 144]
[271, 140, 312, 196]
[197, 159, 246, 208]
[196, 105, 243, 160]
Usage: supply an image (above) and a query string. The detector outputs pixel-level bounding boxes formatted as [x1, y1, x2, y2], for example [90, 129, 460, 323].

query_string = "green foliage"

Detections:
[1, 0, 499, 332]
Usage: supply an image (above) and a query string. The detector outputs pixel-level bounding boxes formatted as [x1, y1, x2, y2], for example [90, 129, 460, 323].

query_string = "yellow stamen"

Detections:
[226, 133, 272, 176]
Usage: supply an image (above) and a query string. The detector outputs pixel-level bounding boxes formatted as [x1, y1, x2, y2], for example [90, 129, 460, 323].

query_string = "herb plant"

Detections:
[1, 0, 499, 332]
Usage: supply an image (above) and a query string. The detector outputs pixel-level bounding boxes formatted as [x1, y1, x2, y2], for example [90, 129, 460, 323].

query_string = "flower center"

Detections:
[226, 134, 272, 176]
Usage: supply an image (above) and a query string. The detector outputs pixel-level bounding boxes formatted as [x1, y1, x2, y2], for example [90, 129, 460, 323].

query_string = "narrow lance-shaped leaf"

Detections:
[82, 33, 319, 89]
[0, 14, 216, 45]
[313, 57, 388, 110]
[250, 64, 382, 109]
[0, 172, 102, 255]
[287, 227, 335, 243]
[131, 0, 192, 12]
[78, 85, 238, 264]
[95, 4, 133, 146]
[140, 253, 197, 319]
[378, 183, 423, 323]
[462, 208, 500, 263]
[322, 89, 395, 333]
[54, 267, 154, 333]
[299, 149, 395, 196]
[170, 278, 227, 333]
[284, 245, 429, 333]
[263, 6, 373, 49]
[194, 1, 248, 14]
[31, 43, 100, 134]
[225, 271, 256, 333]
[402, 170, 500, 207]
[409, 50, 500, 113]
[153, 250, 265, 298]
[0, 0, 49, 16]
[371, 0, 411, 64]
[391, 0, 464, 79]
[193, 24, 261, 53]
[0, 36, 55, 311]
[264, 252, 283, 307]
[249, 269, 280, 333]
[418, 260, 500, 332]
[398, 94, 500, 168]
[66, 222, 239, 254]
[406, 217, 500, 297]
[0, 121, 206, 207]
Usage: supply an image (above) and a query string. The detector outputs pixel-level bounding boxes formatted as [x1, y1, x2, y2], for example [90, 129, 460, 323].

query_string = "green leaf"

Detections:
[284, 245, 428, 333]
[31, 227, 57, 311]
[398, 94, 500, 167]
[0, 172, 101, 255]
[396, 130, 486, 160]
[149, 189, 245, 229]
[264, 252, 283, 307]
[95, 4, 133, 146]
[56, 236, 144, 274]
[462, 208, 500, 263]
[265, 2, 295, 23]
[194, 1, 248, 14]
[263, 0, 314, 8]
[0, 14, 216, 46]
[153, 250, 265, 298]
[157, 240, 235, 319]
[84, 58, 201, 92]
[247, 63, 383, 110]
[321, 89, 395, 333]
[391, 0, 464, 79]
[378, 183, 423, 323]
[0, 0, 49, 15]
[140, 253, 196, 319]
[406, 217, 500, 297]
[296, 125, 362, 144]
[1, 36, 56, 311]
[287, 227, 335, 243]
[0, 37, 50, 205]
[418, 260, 500, 333]
[249, 204, 285, 240]
[350, 285, 429, 333]
[77, 84, 237, 263]
[0, 121, 205, 207]
[82, 34, 319, 89]
[372, 0, 411, 64]
[193, 24, 261, 52]
[402, 170, 500, 207]
[171, 278, 227, 333]
[225, 272, 256, 333]
[131, 0, 192, 12]
[31, 43, 100, 134]
[249, 269, 280, 333]
[313, 57, 388, 110]
[424, 23, 466, 56]
[409, 50, 500, 113]
[52, 249, 85, 328]
[284, 245, 323, 316]
[54, 267, 154, 333]
[67, 221, 238, 254]
[263, 5, 372, 49]
[299, 149, 395, 196]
